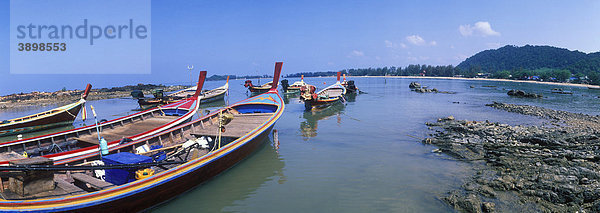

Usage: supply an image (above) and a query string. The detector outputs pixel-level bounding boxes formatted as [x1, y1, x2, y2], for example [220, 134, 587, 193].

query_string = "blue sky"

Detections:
[1, 0, 600, 95]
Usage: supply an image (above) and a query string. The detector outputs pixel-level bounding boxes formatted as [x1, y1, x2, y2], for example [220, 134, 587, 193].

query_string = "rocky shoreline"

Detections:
[424, 102, 600, 212]
[0, 84, 186, 109]
[409, 82, 456, 94]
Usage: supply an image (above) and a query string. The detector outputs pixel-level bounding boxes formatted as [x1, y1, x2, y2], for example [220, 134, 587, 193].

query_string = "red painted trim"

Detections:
[337, 72, 341, 82]
[269, 62, 283, 92]
[192, 71, 207, 98]
[82, 84, 92, 100]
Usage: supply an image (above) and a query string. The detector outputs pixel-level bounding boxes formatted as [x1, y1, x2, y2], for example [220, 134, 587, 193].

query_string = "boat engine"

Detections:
[281, 79, 290, 92]
[152, 89, 164, 99]
[346, 80, 357, 92]
[130, 90, 144, 99]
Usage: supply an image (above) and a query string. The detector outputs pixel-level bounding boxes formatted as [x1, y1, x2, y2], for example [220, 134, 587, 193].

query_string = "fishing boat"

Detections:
[300, 72, 346, 111]
[0, 72, 208, 165]
[244, 80, 273, 94]
[281, 75, 307, 93]
[134, 77, 229, 110]
[0, 84, 92, 137]
[0, 62, 285, 212]
[340, 74, 358, 94]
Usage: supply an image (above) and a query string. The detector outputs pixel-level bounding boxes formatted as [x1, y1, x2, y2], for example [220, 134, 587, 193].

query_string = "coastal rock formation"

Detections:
[506, 89, 542, 98]
[409, 82, 421, 89]
[424, 103, 600, 212]
[409, 82, 456, 94]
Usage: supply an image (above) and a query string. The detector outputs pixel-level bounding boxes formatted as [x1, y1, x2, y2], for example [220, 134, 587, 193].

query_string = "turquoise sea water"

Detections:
[1, 77, 599, 212]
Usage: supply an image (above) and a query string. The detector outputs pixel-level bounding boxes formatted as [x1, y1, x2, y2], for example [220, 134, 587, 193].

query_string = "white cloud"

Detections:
[459, 21, 500, 37]
[486, 42, 502, 49]
[406, 35, 426, 45]
[405, 35, 436, 46]
[384, 40, 407, 49]
[348, 50, 365, 57]
[384, 40, 394, 48]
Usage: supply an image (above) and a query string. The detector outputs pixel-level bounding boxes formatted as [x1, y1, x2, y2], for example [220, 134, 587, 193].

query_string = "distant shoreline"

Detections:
[350, 75, 600, 89]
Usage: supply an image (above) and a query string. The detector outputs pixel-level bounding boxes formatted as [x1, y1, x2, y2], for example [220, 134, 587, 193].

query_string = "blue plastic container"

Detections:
[150, 145, 166, 162]
[103, 152, 152, 185]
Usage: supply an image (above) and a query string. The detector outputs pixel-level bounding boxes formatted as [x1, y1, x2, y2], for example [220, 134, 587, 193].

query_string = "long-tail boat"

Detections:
[300, 72, 346, 110]
[0, 62, 284, 212]
[244, 80, 273, 94]
[0, 72, 207, 165]
[134, 77, 229, 110]
[0, 85, 92, 137]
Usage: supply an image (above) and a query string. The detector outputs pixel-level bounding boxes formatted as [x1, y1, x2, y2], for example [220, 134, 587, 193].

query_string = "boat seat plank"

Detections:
[74, 116, 177, 144]
[55, 178, 85, 195]
[190, 113, 273, 138]
[74, 137, 99, 145]
[71, 173, 113, 190]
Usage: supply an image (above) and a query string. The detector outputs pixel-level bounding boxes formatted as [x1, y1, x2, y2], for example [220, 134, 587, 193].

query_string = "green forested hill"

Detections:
[457, 45, 600, 74]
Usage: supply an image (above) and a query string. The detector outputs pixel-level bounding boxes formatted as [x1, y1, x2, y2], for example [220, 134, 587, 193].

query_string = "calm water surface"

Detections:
[1, 78, 599, 212]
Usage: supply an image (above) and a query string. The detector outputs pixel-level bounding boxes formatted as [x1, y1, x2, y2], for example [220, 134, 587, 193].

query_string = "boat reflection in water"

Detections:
[300, 103, 345, 140]
[152, 140, 285, 212]
[282, 91, 300, 104]
[345, 93, 357, 102]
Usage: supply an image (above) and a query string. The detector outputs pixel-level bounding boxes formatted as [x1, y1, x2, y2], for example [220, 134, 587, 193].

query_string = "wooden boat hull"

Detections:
[137, 99, 171, 110]
[138, 84, 228, 110]
[304, 97, 341, 110]
[200, 90, 226, 103]
[0, 84, 91, 137]
[0, 62, 285, 212]
[0, 104, 82, 137]
[35, 92, 281, 212]
[248, 87, 271, 94]
[245, 80, 273, 95]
